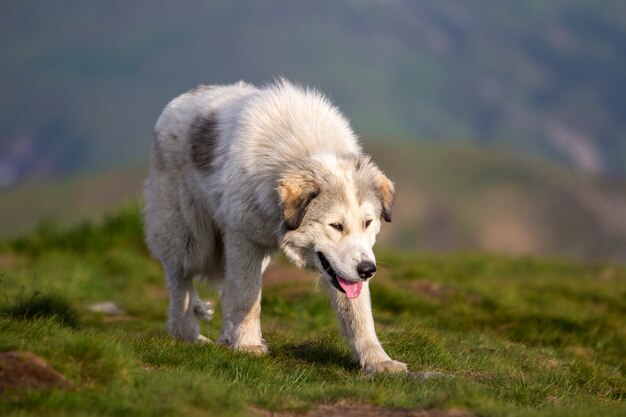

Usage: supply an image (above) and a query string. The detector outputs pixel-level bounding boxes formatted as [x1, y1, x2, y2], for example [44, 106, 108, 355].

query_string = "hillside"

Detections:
[1, 206, 625, 416]
[1, 0, 626, 187]
[0, 164, 146, 238]
[2, 144, 625, 262]
[371, 144, 626, 262]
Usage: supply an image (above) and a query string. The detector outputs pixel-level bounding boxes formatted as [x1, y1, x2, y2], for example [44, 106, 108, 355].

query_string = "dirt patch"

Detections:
[263, 262, 317, 286]
[408, 280, 453, 300]
[147, 284, 169, 301]
[252, 401, 473, 417]
[101, 315, 136, 323]
[0, 253, 15, 269]
[566, 346, 594, 359]
[0, 351, 72, 392]
[456, 370, 494, 381]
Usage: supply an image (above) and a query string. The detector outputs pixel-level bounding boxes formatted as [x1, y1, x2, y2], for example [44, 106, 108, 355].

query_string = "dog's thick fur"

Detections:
[144, 80, 406, 374]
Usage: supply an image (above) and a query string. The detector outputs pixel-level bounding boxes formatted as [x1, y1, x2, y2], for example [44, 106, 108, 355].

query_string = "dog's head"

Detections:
[278, 153, 394, 299]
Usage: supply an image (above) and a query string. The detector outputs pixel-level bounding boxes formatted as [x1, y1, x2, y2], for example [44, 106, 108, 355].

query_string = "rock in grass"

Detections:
[0, 351, 72, 392]
[87, 301, 125, 315]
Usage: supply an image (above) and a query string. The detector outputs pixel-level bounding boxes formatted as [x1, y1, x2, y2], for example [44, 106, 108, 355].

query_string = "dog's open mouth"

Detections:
[317, 252, 363, 299]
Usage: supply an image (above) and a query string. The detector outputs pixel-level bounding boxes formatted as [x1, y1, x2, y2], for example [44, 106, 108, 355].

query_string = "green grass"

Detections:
[1, 206, 625, 416]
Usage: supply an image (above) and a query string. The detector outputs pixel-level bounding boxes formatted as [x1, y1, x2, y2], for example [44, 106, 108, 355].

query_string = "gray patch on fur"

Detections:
[190, 113, 219, 173]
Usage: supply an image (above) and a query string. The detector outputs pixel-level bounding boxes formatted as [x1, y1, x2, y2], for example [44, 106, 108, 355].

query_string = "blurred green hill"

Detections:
[371, 144, 626, 262]
[2, 144, 625, 262]
[1, 1, 626, 186]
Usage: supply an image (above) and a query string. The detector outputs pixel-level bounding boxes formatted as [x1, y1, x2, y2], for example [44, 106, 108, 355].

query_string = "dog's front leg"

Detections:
[219, 232, 269, 355]
[325, 281, 407, 374]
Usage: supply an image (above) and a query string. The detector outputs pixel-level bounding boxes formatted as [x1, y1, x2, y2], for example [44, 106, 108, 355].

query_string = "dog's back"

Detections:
[152, 82, 258, 172]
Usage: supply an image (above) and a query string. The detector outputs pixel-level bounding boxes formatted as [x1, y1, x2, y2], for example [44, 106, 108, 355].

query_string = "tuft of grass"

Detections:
[0, 287, 80, 329]
[0, 205, 625, 416]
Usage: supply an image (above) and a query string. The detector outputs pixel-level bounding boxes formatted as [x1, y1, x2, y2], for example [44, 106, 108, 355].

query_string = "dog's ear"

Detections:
[376, 174, 395, 222]
[278, 174, 320, 230]
[354, 155, 395, 223]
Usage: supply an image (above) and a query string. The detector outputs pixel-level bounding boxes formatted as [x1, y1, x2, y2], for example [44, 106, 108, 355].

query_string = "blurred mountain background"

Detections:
[1, 0, 626, 260]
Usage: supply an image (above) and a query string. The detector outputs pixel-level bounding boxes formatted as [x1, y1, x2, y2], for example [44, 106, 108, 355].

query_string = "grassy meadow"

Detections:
[0, 205, 624, 416]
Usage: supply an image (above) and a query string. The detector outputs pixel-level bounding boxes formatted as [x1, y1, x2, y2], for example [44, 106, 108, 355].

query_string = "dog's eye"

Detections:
[364, 219, 372, 228]
[330, 223, 343, 232]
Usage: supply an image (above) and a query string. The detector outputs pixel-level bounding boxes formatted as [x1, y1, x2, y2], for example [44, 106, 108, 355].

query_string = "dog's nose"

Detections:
[357, 261, 376, 279]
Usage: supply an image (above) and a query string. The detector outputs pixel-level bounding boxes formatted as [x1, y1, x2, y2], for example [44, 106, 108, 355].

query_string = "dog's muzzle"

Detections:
[317, 252, 344, 293]
[317, 251, 367, 299]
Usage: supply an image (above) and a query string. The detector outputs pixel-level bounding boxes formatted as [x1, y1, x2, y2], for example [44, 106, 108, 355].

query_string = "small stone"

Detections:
[87, 301, 126, 315]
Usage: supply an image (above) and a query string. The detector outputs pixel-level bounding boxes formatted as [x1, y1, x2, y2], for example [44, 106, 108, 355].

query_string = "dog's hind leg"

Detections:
[325, 281, 407, 374]
[166, 265, 213, 342]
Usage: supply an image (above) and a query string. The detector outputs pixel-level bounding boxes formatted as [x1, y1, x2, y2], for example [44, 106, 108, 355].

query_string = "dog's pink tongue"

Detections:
[336, 276, 363, 299]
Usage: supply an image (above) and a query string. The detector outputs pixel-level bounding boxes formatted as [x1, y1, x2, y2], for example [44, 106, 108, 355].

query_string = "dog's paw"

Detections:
[195, 334, 212, 344]
[193, 300, 215, 321]
[364, 360, 408, 375]
[234, 344, 269, 356]
[170, 331, 211, 344]
[217, 334, 231, 346]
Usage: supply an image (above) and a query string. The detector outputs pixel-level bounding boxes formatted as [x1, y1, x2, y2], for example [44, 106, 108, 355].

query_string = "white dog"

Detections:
[144, 80, 407, 374]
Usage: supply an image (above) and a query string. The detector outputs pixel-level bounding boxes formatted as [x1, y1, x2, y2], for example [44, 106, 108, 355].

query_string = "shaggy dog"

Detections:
[144, 80, 407, 374]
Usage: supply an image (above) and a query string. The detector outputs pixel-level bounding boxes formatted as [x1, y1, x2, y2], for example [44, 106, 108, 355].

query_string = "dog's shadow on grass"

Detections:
[276, 341, 358, 370]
